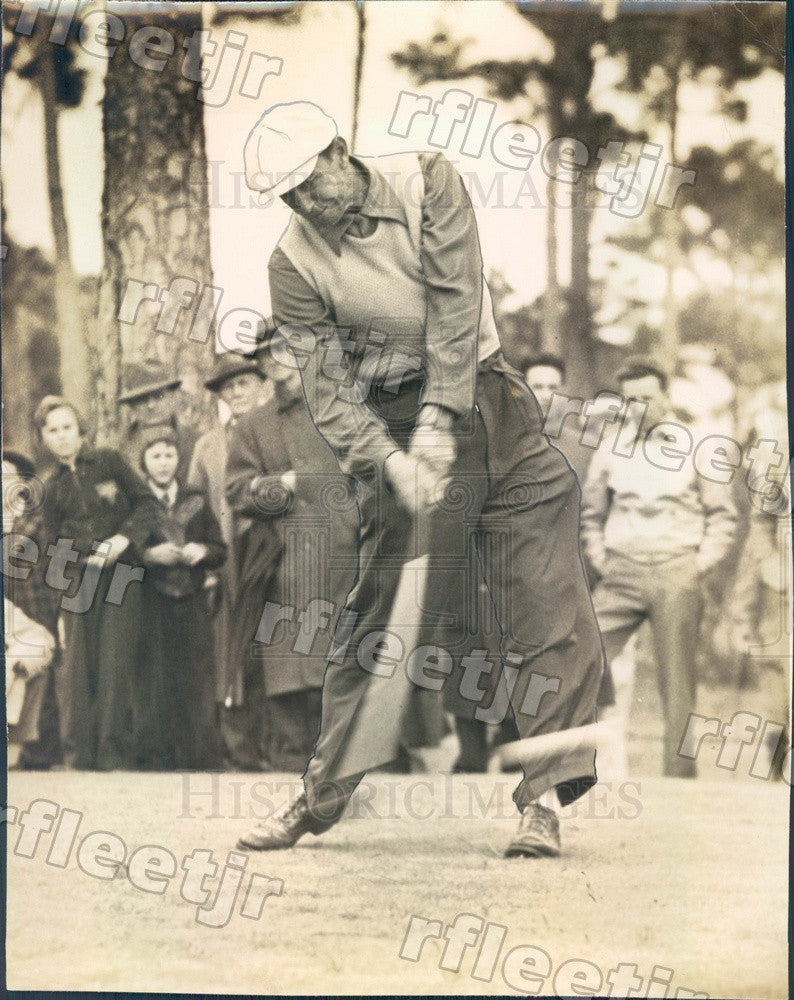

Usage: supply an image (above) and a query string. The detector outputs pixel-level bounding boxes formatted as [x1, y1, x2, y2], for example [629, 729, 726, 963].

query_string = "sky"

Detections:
[1, 0, 786, 347]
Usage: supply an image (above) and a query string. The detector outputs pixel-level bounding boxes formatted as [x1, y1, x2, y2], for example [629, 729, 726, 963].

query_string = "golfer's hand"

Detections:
[384, 450, 446, 518]
[408, 405, 456, 479]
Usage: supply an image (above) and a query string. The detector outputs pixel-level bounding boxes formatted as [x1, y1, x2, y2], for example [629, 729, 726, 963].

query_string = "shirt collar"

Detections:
[150, 480, 178, 507]
[312, 156, 409, 256]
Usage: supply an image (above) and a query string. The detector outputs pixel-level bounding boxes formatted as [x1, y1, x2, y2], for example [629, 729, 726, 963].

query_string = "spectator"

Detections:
[187, 354, 268, 769]
[581, 357, 738, 777]
[36, 396, 157, 770]
[525, 354, 594, 485]
[3, 450, 59, 768]
[118, 363, 198, 479]
[136, 427, 226, 769]
[226, 325, 362, 771]
[717, 501, 791, 779]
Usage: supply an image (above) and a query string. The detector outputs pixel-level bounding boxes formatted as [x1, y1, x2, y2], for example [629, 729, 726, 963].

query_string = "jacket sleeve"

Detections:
[416, 151, 483, 419]
[190, 495, 227, 570]
[225, 415, 290, 520]
[269, 249, 399, 481]
[109, 450, 159, 556]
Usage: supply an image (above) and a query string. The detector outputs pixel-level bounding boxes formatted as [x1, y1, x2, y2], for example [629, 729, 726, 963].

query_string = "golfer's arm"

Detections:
[417, 151, 483, 420]
[269, 252, 399, 480]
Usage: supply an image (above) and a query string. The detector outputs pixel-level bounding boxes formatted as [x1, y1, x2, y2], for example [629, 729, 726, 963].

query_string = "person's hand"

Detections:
[409, 405, 456, 479]
[144, 542, 183, 566]
[384, 450, 446, 518]
[85, 534, 130, 568]
[181, 542, 208, 566]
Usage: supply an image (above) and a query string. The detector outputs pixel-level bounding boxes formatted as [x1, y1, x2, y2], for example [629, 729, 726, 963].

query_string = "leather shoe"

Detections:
[505, 802, 561, 858]
[236, 793, 331, 851]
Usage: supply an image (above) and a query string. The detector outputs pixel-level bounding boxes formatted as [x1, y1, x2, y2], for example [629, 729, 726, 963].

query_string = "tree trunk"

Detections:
[37, 45, 89, 416]
[351, 1, 367, 150]
[541, 111, 562, 353]
[97, 10, 216, 446]
[566, 166, 597, 397]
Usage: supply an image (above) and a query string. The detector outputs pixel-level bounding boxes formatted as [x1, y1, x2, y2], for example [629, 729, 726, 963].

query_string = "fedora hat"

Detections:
[204, 353, 265, 392]
[118, 363, 182, 404]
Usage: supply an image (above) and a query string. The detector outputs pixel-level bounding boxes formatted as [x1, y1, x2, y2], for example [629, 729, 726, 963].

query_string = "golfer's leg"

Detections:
[303, 476, 414, 822]
[473, 364, 605, 807]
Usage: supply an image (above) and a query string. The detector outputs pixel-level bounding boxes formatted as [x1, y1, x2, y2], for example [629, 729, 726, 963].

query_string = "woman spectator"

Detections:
[137, 427, 226, 769]
[35, 395, 157, 770]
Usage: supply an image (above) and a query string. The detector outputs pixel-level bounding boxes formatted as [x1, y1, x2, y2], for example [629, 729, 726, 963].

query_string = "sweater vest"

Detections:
[277, 151, 501, 391]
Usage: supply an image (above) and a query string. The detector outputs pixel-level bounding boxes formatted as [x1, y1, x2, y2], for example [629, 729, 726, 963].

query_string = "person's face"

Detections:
[40, 406, 82, 463]
[2, 460, 25, 528]
[138, 389, 174, 424]
[143, 442, 179, 487]
[280, 141, 358, 228]
[620, 374, 668, 429]
[219, 373, 263, 418]
[526, 364, 564, 417]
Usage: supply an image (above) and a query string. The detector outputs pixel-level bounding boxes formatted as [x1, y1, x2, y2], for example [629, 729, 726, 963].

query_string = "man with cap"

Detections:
[187, 352, 269, 769]
[119, 363, 197, 480]
[236, 101, 606, 858]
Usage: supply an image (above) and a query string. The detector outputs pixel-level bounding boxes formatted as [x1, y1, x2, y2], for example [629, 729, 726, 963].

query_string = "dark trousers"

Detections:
[59, 564, 139, 770]
[136, 589, 223, 770]
[592, 552, 703, 777]
[303, 354, 605, 821]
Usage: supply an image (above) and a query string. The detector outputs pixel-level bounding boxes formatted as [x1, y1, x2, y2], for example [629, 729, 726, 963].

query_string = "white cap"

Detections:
[244, 101, 338, 206]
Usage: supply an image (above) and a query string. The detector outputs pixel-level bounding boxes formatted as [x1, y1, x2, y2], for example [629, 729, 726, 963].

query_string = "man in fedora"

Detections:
[187, 352, 269, 770]
[236, 101, 606, 858]
[226, 322, 362, 772]
[119, 363, 197, 479]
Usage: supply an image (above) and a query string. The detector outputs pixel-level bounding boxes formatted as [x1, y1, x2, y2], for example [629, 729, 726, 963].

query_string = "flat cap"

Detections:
[244, 101, 338, 205]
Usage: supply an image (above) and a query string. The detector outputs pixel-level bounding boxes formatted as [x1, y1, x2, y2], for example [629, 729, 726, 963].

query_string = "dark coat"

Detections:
[40, 445, 158, 770]
[140, 483, 227, 596]
[226, 390, 360, 696]
[42, 445, 158, 580]
[136, 482, 226, 769]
